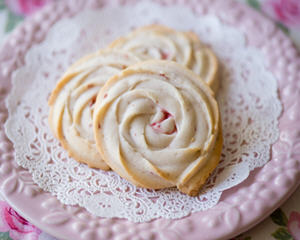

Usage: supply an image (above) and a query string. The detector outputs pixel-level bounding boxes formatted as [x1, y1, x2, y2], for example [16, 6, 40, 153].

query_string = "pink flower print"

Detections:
[0, 201, 41, 240]
[288, 211, 300, 239]
[5, 0, 51, 16]
[263, 0, 300, 28]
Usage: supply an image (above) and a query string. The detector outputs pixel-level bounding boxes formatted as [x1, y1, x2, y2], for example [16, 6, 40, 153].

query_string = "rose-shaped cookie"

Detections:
[48, 49, 140, 169]
[93, 60, 222, 196]
[109, 25, 219, 93]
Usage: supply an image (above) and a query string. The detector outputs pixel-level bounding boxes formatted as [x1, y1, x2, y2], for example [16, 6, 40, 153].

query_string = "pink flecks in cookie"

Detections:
[159, 73, 169, 80]
[150, 109, 177, 135]
[160, 50, 169, 60]
[89, 96, 97, 107]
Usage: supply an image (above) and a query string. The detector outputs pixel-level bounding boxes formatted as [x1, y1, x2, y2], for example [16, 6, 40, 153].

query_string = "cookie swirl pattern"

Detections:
[48, 50, 140, 169]
[93, 60, 222, 195]
[110, 25, 219, 93]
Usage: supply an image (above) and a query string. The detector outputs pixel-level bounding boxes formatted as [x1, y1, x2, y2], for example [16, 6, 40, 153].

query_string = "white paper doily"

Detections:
[5, 1, 282, 222]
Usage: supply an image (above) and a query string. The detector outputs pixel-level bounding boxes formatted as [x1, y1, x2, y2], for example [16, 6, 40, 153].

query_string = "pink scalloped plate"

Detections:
[1, 0, 300, 239]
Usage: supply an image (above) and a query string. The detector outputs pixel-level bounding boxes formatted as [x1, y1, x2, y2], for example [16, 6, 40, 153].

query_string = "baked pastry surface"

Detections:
[93, 60, 222, 195]
[48, 49, 140, 169]
[110, 25, 219, 93]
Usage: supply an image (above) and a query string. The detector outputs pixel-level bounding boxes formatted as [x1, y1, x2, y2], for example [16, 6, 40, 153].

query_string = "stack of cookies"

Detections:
[48, 25, 222, 196]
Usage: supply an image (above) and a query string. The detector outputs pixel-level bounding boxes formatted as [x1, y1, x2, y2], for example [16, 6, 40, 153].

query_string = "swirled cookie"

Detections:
[93, 60, 222, 196]
[109, 25, 219, 93]
[48, 49, 140, 170]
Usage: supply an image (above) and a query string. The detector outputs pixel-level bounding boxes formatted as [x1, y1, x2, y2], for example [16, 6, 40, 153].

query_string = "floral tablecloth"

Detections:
[0, 0, 300, 240]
